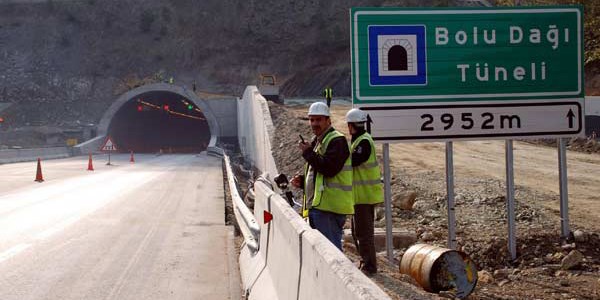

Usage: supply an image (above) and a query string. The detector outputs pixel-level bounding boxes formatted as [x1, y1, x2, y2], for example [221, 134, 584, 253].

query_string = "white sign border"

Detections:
[361, 100, 584, 143]
[352, 8, 582, 102]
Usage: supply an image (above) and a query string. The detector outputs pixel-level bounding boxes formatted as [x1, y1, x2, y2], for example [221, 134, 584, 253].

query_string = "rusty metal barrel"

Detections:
[400, 244, 478, 298]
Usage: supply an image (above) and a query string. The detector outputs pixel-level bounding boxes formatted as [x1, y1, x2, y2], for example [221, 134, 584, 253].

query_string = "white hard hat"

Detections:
[308, 102, 330, 116]
[345, 108, 367, 123]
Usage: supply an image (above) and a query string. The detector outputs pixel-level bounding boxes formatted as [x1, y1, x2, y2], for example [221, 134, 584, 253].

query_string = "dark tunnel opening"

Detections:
[107, 91, 211, 153]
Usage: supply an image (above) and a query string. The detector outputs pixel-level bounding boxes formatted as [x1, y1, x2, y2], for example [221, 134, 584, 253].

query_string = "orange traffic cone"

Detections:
[34, 158, 44, 182]
[87, 153, 94, 171]
[130, 151, 135, 163]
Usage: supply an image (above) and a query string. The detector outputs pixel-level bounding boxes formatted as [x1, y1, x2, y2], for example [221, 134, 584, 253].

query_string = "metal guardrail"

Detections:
[222, 152, 260, 253]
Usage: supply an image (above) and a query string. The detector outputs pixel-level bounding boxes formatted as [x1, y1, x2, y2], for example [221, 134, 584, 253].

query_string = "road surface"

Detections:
[0, 153, 239, 300]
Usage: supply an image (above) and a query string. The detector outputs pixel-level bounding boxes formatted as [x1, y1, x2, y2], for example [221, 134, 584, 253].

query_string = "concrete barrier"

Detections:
[0, 146, 72, 164]
[586, 96, 600, 116]
[261, 182, 308, 300]
[235, 85, 392, 299]
[239, 181, 391, 300]
[239, 180, 277, 300]
[299, 229, 390, 300]
[237, 86, 278, 179]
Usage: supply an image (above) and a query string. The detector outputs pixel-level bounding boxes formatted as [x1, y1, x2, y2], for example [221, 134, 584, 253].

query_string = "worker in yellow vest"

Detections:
[291, 102, 354, 250]
[323, 87, 333, 107]
[346, 108, 383, 274]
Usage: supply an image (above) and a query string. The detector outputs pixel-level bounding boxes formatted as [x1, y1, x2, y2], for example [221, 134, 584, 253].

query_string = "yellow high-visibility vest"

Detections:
[350, 132, 383, 205]
[323, 88, 332, 100]
[302, 130, 354, 217]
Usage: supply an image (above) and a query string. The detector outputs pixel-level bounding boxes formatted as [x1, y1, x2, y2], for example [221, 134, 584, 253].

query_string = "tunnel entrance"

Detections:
[107, 91, 210, 153]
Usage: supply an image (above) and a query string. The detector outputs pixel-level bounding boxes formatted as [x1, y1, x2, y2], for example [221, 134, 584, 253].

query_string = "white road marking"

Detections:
[0, 169, 163, 263]
[0, 243, 31, 263]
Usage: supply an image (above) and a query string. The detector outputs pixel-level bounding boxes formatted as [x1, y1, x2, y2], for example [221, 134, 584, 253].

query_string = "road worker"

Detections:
[346, 108, 383, 274]
[291, 102, 354, 251]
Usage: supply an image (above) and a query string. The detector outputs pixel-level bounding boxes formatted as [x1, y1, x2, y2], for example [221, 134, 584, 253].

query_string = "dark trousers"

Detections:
[309, 209, 346, 251]
[353, 204, 377, 273]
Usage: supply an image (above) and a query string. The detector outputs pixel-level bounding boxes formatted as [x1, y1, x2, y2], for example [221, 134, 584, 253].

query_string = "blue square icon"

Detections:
[368, 25, 427, 86]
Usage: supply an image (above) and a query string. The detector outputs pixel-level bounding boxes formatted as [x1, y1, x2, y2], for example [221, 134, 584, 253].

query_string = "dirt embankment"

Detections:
[269, 101, 600, 300]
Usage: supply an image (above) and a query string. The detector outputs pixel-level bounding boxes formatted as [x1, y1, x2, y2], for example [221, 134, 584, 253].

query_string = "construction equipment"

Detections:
[258, 74, 283, 104]
[273, 173, 301, 209]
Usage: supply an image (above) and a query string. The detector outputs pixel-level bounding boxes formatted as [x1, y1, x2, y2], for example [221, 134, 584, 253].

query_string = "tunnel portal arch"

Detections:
[97, 83, 220, 152]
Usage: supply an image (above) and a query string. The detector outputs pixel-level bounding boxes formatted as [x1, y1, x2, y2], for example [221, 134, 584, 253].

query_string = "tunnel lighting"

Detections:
[133, 98, 204, 120]
[137, 99, 160, 110]
[169, 110, 206, 121]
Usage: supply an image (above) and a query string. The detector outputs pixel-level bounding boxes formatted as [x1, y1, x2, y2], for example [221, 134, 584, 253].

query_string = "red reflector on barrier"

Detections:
[263, 210, 273, 224]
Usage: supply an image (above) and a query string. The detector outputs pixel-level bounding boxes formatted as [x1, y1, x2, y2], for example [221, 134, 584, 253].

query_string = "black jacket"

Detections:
[350, 128, 371, 167]
[302, 127, 350, 178]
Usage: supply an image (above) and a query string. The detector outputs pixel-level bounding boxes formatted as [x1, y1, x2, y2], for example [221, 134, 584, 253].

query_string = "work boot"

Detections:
[360, 262, 377, 276]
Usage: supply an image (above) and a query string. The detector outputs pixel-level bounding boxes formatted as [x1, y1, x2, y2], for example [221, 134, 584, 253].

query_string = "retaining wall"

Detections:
[0, 146, 72, 164]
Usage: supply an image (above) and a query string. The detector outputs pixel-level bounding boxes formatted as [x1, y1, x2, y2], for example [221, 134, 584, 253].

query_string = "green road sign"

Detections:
[350, 6, 584, 141]
[351, 6, 583, 103]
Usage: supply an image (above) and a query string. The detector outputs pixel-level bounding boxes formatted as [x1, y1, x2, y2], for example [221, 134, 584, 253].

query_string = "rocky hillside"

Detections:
[0, 0, 599, 131]
[0, 0, 433, 129]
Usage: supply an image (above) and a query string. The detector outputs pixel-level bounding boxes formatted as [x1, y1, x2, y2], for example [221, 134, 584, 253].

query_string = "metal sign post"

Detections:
[350, 6, 584, 258]
[558, 138, 571, 240]
[100, 136, 118, 166]
[505, 140, 517, 260]
[445, 142, 457, 249]
[383, 143, 394, 262]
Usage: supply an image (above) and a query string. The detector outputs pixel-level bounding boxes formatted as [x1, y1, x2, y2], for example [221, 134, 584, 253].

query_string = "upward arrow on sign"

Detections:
[567, 109, 575, 129]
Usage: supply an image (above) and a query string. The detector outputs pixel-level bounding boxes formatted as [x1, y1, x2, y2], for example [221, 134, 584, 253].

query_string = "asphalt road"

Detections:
[0, 153, 239, 300]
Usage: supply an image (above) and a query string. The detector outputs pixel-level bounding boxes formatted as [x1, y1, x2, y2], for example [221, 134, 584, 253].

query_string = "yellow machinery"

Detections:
[258, 74, 282, 103]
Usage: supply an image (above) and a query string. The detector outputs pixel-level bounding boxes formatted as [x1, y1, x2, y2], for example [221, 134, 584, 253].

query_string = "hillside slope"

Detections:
[0, 0, 598, 137]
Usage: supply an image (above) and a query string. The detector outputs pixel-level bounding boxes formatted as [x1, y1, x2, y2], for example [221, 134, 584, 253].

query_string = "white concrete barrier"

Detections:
[0, 147, 72, 164]
[239, 181, 391, 300]
[299, 230, 390, 300]
[262, 182, 308, 300]
[236, 85, 392, 299]
[586, 96, 600, 116]
[239, 181, 277, 299]
[237, 86, 278, 179]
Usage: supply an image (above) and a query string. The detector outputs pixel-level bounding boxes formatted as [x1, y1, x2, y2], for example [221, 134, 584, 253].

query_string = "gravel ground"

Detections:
[267, 101, 600, 300]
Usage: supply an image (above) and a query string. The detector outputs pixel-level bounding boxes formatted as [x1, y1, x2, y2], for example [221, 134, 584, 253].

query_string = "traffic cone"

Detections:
[87, 153, 94, 171]
[34, 158, 44, 182]
[130, 151, 135, 163]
